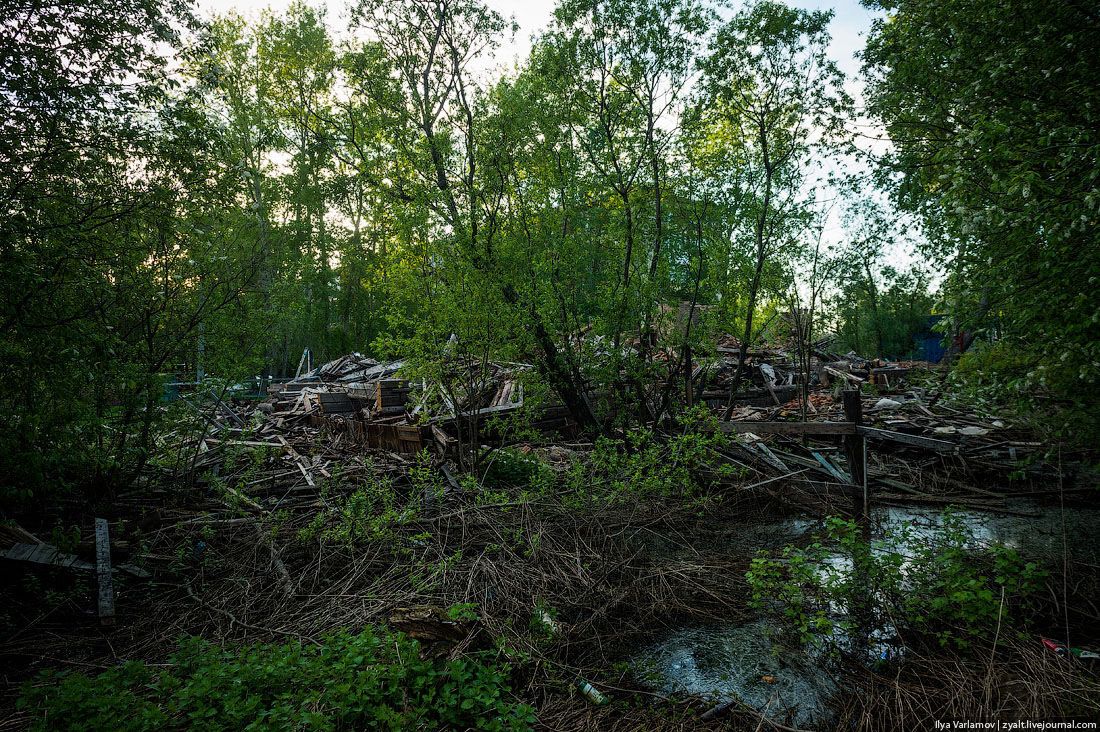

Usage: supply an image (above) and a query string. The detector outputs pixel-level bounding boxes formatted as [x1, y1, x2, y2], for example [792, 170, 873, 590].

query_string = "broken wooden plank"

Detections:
[5, 543, 38, 563]
[755, 442, 790, 472]
[223, 483, 266, 512]
[117, 562, 151, 579]
[208, 389, 245, 426]
[762, 447, 860, 484]
[95, 518, 115, 626]
[296, 459, 316, 487]
[27, 544, 59, 565]
[211, 439, 282, 448]
[738, 469, 811, 492]
[438, 401, 525, 421]
[824, 366, 864, 384]
[811, 451, 852, 484]
[858, 426, 956, 453]
[432, 423, 457, 450]
[440, 463, 463, 495]
[3, 542, 148, 578]
[276, 435, 302, 460]
[179, 396, 227, 431]
[719, 421, 857, 435]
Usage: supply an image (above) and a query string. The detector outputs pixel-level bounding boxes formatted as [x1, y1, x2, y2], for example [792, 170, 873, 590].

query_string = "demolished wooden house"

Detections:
[257, 353, 576, 456]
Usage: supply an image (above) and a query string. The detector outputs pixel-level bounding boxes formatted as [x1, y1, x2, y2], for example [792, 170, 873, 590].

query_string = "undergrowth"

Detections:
[561, 406, 743, 507]
[747, 511, 1047, 650]
[950, 340, 1100, 449]
[18, 626, 534, 731]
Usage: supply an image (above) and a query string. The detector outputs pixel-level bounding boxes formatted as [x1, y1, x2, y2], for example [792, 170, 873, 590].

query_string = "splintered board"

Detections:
[95, 518, 115, 625]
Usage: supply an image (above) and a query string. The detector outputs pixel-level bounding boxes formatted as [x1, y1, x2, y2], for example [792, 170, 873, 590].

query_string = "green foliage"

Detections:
[528, 600, 560, 644]
[831, 263, 935, 359]
[692, 0, 853, 376]
[48, 524, 82, 555]
[0, 0, 268, 506]
[482, 447, 554, 492]
[952, 341, 1100, 445]
[863, 0, 1100, 440]
[747, 538, 839, 644]
[297, 474, 414, 546]
[409, 449, 443, 500]
[34, 0, 1100, 518]
[19, 627, 534, 731]
[564, 407, 739, 506]
[747, 512, 1047, 650]
[447, 602, 480, 622]
[828, 193, 935, 359]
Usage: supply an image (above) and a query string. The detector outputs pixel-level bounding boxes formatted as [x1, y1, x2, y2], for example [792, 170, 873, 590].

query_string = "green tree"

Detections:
[697, 0, 852, 413]
[0, 0, 265, 503]
[534, 0, 709, 420]
[861, 0, 1100, 435]
[341, 0, 603, 433]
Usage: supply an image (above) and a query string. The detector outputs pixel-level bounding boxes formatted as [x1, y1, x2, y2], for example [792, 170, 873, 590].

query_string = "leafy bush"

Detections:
[297, 469, 419, 546]
[19, 626, 535, 731]
[482, 447, 554, 491]
[952, 340, 1100, 446]
[563, 406, 741, 506]
[747, 512, 1047, 650]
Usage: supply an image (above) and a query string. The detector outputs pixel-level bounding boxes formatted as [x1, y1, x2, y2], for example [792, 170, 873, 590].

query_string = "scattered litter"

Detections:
[576, 679, 609, 705]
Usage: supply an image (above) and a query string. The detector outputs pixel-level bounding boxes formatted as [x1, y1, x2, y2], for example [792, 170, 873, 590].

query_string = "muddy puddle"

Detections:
[630, 501, 1100, 727]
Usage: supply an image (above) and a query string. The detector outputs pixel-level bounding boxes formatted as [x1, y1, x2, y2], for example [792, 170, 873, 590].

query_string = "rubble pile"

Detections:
[151, 337, 1077, 521]
[696, 335, 934, 409]
[719, 386, 1067, 514]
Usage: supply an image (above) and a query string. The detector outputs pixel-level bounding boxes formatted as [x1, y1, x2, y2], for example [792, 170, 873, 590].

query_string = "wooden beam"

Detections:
[719, 421, 857, 435]
[763, 448, 823, 471]
[858, 426, 957, 453]
[824, 366, 864, 383]
[756, 443, 789, 472]
[843, 390, 868, 519]
[812, 451, 851, 484]
[95, 518, 115, 626]
[432, 401, 524, 424]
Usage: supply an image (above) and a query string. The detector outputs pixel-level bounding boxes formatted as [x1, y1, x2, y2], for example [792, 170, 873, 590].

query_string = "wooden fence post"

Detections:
[842, 389, 868, 523]
[842, 389, 872, 648]
[95, 518, 115, 626]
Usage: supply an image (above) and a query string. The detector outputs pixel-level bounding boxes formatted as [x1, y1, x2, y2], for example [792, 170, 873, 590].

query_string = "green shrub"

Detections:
[482, 447, 554, 490]
[951, 339, 1100, 446]
[297, 474, 416, 546]
[563, 406, 741, 506]
[19, 627, 535, 731]
[747, 512, 1047, 650]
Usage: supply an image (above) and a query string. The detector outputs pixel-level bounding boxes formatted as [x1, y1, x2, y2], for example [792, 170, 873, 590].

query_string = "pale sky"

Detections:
[194, 0, 876, 84]
[194, 0, 886, 186]
[194, 0, 883, 171]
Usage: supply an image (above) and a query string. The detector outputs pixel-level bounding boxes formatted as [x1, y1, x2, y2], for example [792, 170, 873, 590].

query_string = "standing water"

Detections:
[631, 502, 1100, 727]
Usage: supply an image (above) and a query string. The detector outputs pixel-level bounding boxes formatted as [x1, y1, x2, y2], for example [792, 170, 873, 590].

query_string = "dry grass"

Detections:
[2, 445, 1097, 731]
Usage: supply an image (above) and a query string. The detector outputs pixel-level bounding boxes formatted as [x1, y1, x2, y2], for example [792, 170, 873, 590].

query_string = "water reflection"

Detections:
[631, 502, 1100, 727]
[636, 620, 837, 728]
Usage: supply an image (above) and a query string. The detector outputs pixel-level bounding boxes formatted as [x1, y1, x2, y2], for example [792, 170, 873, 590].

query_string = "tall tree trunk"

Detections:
[501, 285, 597, 428]
[724, 123, 772, 420]
[863, 259, 883, 356]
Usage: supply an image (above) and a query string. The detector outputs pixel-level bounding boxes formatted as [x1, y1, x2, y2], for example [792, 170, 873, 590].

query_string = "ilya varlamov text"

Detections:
[934, 722, 1098, 731]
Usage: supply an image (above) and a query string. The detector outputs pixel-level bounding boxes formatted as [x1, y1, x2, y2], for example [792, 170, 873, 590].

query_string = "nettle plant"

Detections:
[564, 406, 741, 506]
[19, 626, 535, 731]
[747, 512, 1046, 650]
[298, 472, 416, 547]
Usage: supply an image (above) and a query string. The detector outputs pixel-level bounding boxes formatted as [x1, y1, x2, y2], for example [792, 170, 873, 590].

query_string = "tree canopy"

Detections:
[6, 0, 1097, 502]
